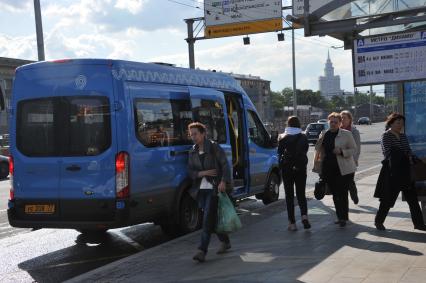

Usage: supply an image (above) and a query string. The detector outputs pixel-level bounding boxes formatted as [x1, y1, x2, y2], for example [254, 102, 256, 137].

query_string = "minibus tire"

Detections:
[178, 193, 202, 234]
[0, 162, 8, 179]
[262, 173, 280, 205]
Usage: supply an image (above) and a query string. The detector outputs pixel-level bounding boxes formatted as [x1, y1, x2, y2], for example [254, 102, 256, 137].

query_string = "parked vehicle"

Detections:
[304, 122, 329, 144]
[0, 155, 9, 179]
[8, 59, 280, 235]
[357, 117, 371, 125]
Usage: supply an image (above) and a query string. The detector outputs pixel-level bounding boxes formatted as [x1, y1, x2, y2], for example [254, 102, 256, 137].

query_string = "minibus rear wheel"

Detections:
[178, 193, 202, 234]
[262, 173, 280, 205]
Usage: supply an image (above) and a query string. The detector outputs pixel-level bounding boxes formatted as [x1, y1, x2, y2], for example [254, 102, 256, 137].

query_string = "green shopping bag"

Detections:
[216, 192, 242, 234]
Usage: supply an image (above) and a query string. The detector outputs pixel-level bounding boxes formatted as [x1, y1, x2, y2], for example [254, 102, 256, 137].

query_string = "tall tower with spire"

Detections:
[319, 51, 342, 99]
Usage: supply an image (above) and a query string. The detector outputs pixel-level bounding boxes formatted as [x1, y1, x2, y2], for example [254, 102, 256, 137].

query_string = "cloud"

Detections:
[0, 34, 36, 60]
[0, 0, 31, 12]
[44, 0, 200, 33]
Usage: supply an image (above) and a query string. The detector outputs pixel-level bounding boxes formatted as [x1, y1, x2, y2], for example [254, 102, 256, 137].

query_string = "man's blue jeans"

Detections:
[197, 189, 229, 253]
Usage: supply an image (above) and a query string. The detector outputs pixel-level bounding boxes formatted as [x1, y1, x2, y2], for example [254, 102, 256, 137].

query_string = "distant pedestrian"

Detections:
[187, 122, 232, 262]
[374, 113, 426, 231]
[340, 110, 361, 205]
[313, 112, 357, 227]
[278, 116, 310, 231]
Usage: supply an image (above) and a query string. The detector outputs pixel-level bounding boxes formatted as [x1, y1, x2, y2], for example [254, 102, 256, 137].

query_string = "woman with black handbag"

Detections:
[374, 113, 426, 231]
[313, 112, 357, 227]
[187, 122, 232, 262]
[278, 116, 310, 231]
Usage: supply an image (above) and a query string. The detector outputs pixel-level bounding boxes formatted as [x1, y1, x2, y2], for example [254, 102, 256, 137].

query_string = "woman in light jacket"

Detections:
[340, 110, 361, 205]
[187, 122, 232, 262]
[313, 112, 357, 227]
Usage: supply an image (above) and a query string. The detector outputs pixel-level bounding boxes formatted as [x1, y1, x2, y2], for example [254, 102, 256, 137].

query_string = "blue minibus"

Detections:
[7, 59, 280, 234]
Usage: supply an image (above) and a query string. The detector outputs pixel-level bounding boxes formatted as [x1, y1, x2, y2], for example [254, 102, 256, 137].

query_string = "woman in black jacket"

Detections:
[187, 122, 232, 262]
[278, 116, 310, 231]
[374, 113, 426, 231]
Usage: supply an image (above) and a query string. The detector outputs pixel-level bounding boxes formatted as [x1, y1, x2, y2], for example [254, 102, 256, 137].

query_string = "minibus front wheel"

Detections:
[262, 173, 280, 205]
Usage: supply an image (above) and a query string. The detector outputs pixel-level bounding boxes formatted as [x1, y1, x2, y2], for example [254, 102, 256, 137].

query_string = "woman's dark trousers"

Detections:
[282, 168, 307, 223]
[198, 190, 229, 254]
[375, 189, 424, 226]
[328, 174, 351, 221]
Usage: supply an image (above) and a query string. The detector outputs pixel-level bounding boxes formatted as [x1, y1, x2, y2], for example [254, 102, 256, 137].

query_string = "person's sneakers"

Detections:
[375, 222, 386, 231]
[288, 223, 298, 231]
[302, 218, 311, 229]
[414, 224, 426, 231]
[217, 242, 231, 254]
[192, 250, 206, 262]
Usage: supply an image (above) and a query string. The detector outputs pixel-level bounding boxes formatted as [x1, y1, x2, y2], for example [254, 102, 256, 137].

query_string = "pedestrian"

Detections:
[278, 116, 310, 231]
[374, 113, 426, 231]
[313, 112, 357, 227]
[340, 110, 361, 204]
[187, 122, 232, 262]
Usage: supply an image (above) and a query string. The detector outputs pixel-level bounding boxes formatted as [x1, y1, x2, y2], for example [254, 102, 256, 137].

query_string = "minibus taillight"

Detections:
[9, 156, 14, 200]
[115, 152, 129, 199]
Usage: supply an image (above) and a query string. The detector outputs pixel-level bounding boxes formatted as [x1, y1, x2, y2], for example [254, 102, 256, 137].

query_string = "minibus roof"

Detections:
[17, 59, 246, 94]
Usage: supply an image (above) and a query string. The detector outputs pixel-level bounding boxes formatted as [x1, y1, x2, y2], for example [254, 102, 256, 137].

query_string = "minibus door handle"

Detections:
[66, 165, 81, 171]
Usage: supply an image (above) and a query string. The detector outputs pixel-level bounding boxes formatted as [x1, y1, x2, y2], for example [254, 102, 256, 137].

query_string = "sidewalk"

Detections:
[68, 175, 426, 283]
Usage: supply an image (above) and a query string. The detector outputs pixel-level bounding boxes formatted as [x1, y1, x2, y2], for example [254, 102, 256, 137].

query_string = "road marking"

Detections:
[111, 230, 144, 251]
[0, 209, 7, 213]
[356, 164, 381, 175]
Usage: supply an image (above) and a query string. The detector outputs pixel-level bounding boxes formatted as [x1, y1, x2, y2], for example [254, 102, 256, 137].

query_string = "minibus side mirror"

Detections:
[0, 83, 5, 111]
[270, 131, 278, 147]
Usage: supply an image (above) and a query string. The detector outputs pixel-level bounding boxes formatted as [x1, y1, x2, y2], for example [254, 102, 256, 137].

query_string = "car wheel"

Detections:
[262, 173, 280, 205]
[178, 193, 202, 234]
[0, 162, 8, 179]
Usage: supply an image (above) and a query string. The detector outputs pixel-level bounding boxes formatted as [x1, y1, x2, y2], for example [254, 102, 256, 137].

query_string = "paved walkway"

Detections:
[68, 174, 426, 283]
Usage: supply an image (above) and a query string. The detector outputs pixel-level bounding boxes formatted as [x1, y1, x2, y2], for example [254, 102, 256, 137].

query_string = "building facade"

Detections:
[0, 57, 34, 134]
[319, 51, 342, 99]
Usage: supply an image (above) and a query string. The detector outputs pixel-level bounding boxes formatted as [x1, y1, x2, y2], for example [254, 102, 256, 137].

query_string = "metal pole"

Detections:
[34, 0, 45, 61]
[292, 27, 297, 116]
[369, 85, 373, 122]
[185, 19, 195, 69]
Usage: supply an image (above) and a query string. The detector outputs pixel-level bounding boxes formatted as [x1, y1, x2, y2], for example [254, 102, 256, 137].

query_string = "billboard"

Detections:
[404, 81, 426, 157]
[204, 0, 282, 38]
[353, 30, 426, 86]
[292, 0, 333, 16]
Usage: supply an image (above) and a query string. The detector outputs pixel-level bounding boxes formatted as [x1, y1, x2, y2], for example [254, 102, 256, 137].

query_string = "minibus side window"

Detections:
[192, 99, 226, 144]
[247, 110, 269, 148]
[134, 98, 192, 147]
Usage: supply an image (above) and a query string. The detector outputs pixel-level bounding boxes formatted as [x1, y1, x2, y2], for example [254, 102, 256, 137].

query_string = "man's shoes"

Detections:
[217, 242, 231, 254]
[375, 222, 386, 231]
[193, 250, 206, 262]
[339, 220, 346, 227]
[414, 224, 426, 231]
[302, 218, 311, 229]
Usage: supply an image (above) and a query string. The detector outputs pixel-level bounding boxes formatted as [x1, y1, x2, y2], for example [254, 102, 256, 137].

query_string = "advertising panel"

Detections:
[292, 0, 333, 16]
[204, 0, 282, 38]
[404, 81, 426, 158]
[353, 30, 426, 86]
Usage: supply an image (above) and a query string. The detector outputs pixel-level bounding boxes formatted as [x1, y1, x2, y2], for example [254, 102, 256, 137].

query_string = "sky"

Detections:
[0, 0, 375, 93]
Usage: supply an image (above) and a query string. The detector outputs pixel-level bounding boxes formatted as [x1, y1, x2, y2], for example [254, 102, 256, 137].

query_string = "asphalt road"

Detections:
[0, 123, 384, 282]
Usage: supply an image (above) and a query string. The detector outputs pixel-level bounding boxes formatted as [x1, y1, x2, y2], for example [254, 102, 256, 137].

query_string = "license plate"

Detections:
[309, 132, 317, 135]
[25, 204, 55, 214]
